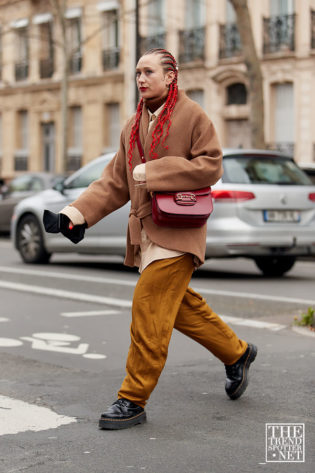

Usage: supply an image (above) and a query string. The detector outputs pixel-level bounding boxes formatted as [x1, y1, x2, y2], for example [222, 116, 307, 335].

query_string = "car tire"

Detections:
[17, 214, 51, 264]
[254, 256, 296, 277]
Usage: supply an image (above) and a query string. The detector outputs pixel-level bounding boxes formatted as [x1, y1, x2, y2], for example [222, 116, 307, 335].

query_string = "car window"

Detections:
[222, 156, 313, 185]
[8, 175, 33, 192]
[30, 177, 44, 191]
[65, 159, 108, 189]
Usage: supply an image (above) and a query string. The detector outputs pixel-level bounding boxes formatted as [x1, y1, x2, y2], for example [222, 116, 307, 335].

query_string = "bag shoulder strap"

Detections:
[136, 132, 146, 164]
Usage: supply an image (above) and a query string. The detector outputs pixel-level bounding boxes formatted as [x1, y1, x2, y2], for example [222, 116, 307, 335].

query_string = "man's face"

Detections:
[136, 53, 174, 101]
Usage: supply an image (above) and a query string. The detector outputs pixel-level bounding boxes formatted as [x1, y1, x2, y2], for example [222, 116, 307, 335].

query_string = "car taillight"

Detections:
[211, 190, 256, 202]
[309, 193, 315, 202]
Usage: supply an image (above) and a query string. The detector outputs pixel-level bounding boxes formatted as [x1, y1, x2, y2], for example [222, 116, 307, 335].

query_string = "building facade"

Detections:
[0, 0, 315, 180]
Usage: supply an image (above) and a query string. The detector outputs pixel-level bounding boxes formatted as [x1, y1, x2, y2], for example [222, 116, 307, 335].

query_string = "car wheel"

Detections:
[17, 214, 51, 264]
[254, 256, 296, 277]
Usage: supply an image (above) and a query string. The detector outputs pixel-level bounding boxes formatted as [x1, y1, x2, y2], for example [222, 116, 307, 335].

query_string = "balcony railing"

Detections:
[140, 33, 165, 55]
[311, 10, 315, 49]
[66, 153, 81, 172]
[178, 27, 205, 63]
[14, 155, 28, 171]
[102, 47, 120, 70]
[263, 14, 296, 54]
[40, 57, 54, 79]
[219, 23, 242, 59]
[15, 61, 29, 81]
[266, 142, 295, 156]
[69, 52, 82, 75]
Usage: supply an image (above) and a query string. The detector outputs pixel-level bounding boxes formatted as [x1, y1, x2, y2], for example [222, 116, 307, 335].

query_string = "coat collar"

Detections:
[137, 90, 185, 161]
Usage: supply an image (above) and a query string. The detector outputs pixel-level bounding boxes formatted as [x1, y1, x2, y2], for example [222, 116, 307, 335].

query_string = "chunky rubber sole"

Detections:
[228, 344, 258, 400]
[99, 411, 147, 430]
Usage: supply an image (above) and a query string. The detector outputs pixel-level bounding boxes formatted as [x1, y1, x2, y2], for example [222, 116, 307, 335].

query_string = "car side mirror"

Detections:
[53, 180, 66, 194]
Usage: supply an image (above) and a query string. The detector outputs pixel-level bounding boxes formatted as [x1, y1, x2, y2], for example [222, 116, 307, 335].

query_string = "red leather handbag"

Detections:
[151, 188, 213, 228]
[136, 134, 213, 228]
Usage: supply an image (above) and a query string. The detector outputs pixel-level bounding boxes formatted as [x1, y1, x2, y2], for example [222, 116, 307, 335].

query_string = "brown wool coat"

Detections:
[70, 90, 223, 267]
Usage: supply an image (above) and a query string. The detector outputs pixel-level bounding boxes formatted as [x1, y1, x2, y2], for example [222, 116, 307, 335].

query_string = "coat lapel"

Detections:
[139, 107, 149, 150]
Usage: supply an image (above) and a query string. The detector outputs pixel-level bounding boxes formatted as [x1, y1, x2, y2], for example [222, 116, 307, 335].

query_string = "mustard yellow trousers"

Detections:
[118, 254, 247, 408]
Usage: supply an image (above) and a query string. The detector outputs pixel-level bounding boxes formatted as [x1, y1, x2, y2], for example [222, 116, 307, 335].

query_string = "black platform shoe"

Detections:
[225, 343, 258, 400]
[99, 398, 146, 430]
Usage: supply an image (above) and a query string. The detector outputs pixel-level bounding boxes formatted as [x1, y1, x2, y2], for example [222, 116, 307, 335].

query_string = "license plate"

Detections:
[263, 210, 300, 222]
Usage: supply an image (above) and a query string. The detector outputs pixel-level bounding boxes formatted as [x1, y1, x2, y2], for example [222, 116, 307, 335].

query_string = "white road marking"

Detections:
[193, 286, 315, 306]
[221, 315, 286, 331]
[1, 265, 314, 305]
[0, 395, 76, 436]
[0, 317, 9, 322]
[0, 280, 132, 308]
[0, 265, 135, 286]
[0, 337, 23, 347]
[83, 353, 107, 359]
[61, 309, 120, 317]
[0, 267, 297, 333]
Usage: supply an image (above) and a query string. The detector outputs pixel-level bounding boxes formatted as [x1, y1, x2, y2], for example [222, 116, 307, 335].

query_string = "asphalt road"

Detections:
[0, 238, 314, 473]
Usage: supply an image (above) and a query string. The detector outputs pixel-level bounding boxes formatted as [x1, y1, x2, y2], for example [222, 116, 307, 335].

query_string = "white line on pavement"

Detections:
[0, 265, 135, 286]
[0, 280, 132, 308]
[0, 395, 76, 436]
[1, 265, 314, 305]
[221, 315, 286, 331]
[193, 287, 315, 306]
[61, 309, 120, 317]
[0, 280, 287, 331]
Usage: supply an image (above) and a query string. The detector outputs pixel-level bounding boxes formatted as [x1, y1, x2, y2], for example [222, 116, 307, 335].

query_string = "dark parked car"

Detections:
[0, 173, 64, 233]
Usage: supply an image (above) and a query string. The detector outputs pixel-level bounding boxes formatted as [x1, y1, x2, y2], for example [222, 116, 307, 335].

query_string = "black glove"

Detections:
[43, 209, 86, 244]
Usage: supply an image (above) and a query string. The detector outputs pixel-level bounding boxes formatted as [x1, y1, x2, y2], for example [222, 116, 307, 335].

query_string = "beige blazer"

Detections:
[70, 90, 223, 267]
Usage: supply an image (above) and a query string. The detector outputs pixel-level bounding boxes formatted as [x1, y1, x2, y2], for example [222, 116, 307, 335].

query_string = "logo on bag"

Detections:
[265, 423, 305, 462]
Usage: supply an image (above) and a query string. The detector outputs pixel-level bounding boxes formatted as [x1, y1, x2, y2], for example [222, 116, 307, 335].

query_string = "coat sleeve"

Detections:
[69, 126, 130, 228]
[145, 113, 223, 192]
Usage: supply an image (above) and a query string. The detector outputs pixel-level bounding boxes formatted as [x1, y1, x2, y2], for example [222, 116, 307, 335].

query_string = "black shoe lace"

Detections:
[225, 364, 238, 377]
[115, 398, 129, 408]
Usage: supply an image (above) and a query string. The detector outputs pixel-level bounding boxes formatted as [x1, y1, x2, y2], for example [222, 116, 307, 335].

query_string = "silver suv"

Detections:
[11, 149, 315, 276]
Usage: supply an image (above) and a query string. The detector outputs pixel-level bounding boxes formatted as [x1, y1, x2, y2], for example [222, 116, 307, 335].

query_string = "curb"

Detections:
[291, 326, 315, 338]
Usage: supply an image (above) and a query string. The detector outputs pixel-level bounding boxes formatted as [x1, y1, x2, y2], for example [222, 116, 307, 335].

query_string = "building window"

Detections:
[270, 0, 295, 16]
[187, 89, 204, 108]
[269, 83, 294, 155]
[39, 22, 54, 78]
[179, 1, 205, 64]
[263, 0, 295, 54]
[15, 111, 29, 171]
[219, 0, 241, 59]
[68, 106, 82, 171]
[15, 26, 29, 81]
[67, 17, 82, 74]
[105, 103, 120, 150]
[141, 0, 165, 53]
[226, 83, 247, 105]
[102, 9, 120, 70]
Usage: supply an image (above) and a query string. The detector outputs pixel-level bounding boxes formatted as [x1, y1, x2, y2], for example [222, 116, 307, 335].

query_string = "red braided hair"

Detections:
[128, 48, 179, 171]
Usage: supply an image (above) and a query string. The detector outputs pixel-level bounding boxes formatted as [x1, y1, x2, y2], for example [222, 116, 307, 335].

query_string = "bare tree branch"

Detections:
[229, 0, 265, 148]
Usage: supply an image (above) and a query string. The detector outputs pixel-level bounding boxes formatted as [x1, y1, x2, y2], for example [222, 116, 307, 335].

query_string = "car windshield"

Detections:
[65, 159, 108, 189]
[222, 155, 313, 185]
